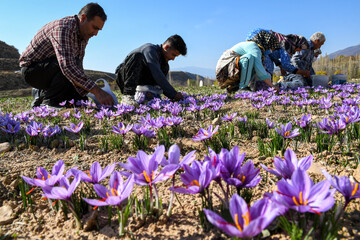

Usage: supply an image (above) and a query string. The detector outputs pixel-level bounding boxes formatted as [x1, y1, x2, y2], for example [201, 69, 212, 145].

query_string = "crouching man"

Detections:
[115, 35, 186, 105]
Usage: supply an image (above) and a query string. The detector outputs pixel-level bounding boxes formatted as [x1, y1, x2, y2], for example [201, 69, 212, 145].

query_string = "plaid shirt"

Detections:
[19, 15, 95, 96]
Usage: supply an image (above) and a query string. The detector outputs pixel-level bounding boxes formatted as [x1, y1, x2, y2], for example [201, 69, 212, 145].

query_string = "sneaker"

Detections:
[121, 95, 139, 106]
[31, 88, 43, 108]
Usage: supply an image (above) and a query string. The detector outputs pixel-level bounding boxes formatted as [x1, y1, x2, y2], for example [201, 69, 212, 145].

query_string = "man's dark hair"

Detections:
[78, 3, 107, 22]
[164, 35, 187, 56]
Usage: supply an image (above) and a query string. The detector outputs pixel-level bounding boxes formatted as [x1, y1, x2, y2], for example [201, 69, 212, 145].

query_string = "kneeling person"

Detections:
[115, 35, 186, 105]
[20, 3, 114, 108]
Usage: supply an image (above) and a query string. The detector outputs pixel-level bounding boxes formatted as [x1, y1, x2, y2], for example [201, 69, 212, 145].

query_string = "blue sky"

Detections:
[1, 0, 360, 77]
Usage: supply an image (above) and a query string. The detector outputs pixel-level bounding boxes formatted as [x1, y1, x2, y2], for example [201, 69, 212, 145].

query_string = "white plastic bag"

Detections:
[87, 78, 119, 106]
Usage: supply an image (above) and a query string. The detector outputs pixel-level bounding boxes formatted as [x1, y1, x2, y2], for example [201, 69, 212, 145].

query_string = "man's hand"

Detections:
[173, 92, 184, 101]
[90, 85, 114, 106]
[297, 69, 310, 78]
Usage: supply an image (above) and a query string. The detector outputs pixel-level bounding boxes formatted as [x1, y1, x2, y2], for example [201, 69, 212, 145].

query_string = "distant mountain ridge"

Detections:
[328, 44, 360, 59]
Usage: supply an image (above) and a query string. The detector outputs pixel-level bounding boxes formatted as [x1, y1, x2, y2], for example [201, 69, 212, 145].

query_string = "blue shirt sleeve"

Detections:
[279, 49, 297, 73]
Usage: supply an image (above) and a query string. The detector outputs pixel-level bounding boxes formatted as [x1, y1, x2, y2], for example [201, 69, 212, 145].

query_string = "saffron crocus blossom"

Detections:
[252, 101, 265, 109]
[221, 112, 238, 122]
[22, 159, 66, 188]
[204, 194, 280, 239]
[273, 169, 335, 214]
[71, 162, 116, 184]
[42, 125, 61, 138]
[317, 118, 346, 135]
[73, 111, 82, 119]
[1, 119, 21, 134]
[225, 161, 261, 189]
[112, 122, 133, 135]
[42, 175, 81, 202]
[83, 172, 134, 208]
[266, 118, 276, 129]
[64, 121, 84, 134]
[192, 125, 219, 141]
[170, 161, 216, 194]
[276, 122, 300, 138]
[261, 148, 313, 179]
[321, 170, 360, 209]
[160, 144, 196, 169]
[216, 146, 260, 188]
[238, 116, 247, 123]
[119, 145, 178, 186]
[295, 114, 312, 128]
[63, 111, 71, 118]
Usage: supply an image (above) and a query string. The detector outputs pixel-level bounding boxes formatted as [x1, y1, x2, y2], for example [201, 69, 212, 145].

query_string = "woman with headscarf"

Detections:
[215, 30, 279, 93]
[246, 29, 311, 90]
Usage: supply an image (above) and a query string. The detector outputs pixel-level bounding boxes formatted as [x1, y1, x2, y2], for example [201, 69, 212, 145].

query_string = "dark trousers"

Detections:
[115, 53, 156, 96]
[21, 57, 87, 107]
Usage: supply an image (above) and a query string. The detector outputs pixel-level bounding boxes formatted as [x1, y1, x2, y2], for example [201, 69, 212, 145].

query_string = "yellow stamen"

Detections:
[352, 183, 359, 196]
[111, 188, 118, 196]
[106, 192, 110, 198]
[299, 191, 303, 205]
[190, 180, 200, 187]
[293, 196, 300, 206]
[143, 170, 151, 183]
[242, 211, 250, 227]
[284, 131, 290, 137]
[234, 214, 243, 232]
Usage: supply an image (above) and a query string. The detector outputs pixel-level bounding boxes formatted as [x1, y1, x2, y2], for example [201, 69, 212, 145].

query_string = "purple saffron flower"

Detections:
[221, 112, 238, 122]
[22, 160, 65, 188]
[63, 111, 71, 118]
[71, 162, 116, 184]
[119, 145, 178, 186]
[317, 118, 346, 135]
[261, 148, 313, 179]
[204, 194, 280, 238]
[1, 120, 21, 134]
[238, 116, 247, 123]
[94, 111, 105, 120]
[160, 144, 196, 170]
[192, 125, 219, 141]
[59, 100, 67, 106]
[252, 102, 265, 109]
[112, 122, 133, 135]
[42, 175, 81, 202]
[273, 169, 335, 214]
[64, 121, 84, 134]
[321, 170, 360, 208]
[42, 125, 61, 138]
[170, 161, 216, 194]
[131, 124, 150, 136]
[83, 172, 134, 208]
[276, 122, 300, 138]
[295, 114, 311, 128]
[72, 111, 82, 119]
[266, 118, 276, 129]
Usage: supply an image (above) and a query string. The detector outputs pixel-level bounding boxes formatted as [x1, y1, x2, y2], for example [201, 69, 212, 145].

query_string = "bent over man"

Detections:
[20, 3, 114, 108]
[115, 35, 187, 105]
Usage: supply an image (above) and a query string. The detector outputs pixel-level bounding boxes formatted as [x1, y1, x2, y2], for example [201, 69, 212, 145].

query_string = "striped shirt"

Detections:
[19, 15, 95, 96]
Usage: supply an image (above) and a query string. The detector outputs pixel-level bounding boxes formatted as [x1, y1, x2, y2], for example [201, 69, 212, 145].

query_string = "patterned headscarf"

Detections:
[273, 32, 309, 56]
[248, 30, 280, 52]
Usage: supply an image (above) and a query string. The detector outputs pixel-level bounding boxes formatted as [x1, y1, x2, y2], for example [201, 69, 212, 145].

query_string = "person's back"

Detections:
[115, 35, 187, 106]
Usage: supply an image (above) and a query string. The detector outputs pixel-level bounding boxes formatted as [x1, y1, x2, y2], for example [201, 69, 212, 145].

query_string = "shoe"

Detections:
[31, 88, 43, 108]
[121, 95, 139, 106]
[40, 104, 62, 111]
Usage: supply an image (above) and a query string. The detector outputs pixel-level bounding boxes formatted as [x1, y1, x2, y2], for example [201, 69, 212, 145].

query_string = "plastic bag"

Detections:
[87, 78, 119, 106]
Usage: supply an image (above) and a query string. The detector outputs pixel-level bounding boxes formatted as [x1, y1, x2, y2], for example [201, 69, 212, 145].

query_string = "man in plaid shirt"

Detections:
[20, 3, 114, 107]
